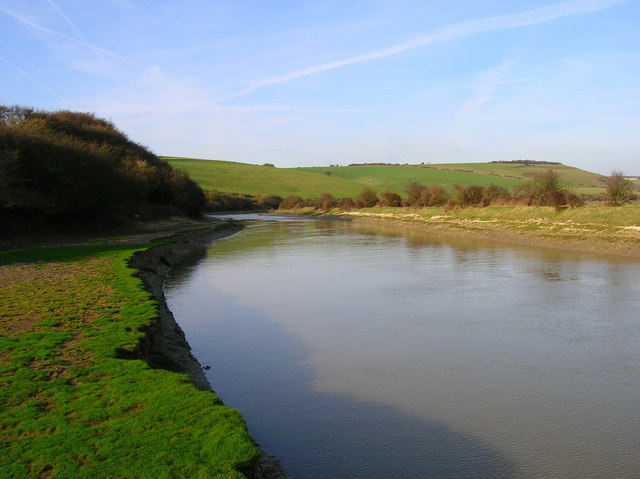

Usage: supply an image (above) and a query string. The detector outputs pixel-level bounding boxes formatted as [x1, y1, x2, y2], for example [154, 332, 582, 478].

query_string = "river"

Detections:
[165, 214, 640, 479]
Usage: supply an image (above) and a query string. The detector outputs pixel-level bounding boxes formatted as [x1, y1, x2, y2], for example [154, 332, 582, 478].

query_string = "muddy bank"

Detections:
[129, 221, 288, 479]
[342, 212, 640, 260]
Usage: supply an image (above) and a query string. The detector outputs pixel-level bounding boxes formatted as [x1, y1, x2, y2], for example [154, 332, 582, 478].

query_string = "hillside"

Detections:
[164, 157, 365, 198]
[167, 156, 606, 199]
[298, 162, 606, 195]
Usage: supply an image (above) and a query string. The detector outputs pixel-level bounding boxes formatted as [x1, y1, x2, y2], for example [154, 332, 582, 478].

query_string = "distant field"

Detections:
[423, 162, 606, 192]
[165, 157, 365, 198]
[165, 157, 607, 198]
[298, 163, 606, 195]
[297, 165, 524, 192]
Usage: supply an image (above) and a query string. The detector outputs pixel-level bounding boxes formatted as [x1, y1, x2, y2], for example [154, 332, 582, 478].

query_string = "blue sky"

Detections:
[1, 0, 638, 174]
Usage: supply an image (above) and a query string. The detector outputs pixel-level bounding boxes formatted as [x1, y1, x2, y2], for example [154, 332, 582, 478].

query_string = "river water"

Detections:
[164, 214, 640, 479]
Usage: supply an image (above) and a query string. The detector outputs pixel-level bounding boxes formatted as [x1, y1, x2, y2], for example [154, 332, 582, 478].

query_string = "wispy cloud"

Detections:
[0, 55, 71, 104]
[459, 58, 521, 119]
[224, 104, 363, 114]
[0, 5, 133, 64]
[218, 0, 624, 101]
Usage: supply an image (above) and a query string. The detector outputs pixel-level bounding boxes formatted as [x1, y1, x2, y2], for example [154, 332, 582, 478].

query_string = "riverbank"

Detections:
[0, 219, 287, 479]
[279, 204, 640, 259]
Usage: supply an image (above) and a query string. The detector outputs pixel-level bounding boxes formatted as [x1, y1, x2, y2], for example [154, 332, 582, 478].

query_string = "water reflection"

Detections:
[166, 215, 640, 479]
[167, 247, 516, 479]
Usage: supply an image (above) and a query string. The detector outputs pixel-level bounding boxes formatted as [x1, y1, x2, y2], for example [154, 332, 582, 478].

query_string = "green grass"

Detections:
[0, 243, 258, 478]
[165, 157, 365, 198]
[352, 204, 640, 226]
[297, 164, 525, 192]
[422, 162, 605, 186]
[165, 156, 607, 199]
[298, 163, 606, 195]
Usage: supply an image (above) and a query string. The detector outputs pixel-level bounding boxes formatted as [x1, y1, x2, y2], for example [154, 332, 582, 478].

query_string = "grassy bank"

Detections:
[0, 231, 258, 478]
[286, 205, 640, 258]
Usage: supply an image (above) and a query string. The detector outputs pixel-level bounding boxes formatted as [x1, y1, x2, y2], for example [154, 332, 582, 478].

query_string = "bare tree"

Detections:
[606, 171, 635, 206]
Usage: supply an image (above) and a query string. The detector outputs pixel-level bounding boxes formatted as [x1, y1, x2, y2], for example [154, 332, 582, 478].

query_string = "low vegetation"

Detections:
[277, 168, 634, 214]
[0, 239, 259, 478]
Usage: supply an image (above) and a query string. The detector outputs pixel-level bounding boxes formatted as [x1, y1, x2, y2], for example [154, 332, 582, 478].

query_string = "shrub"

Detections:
[338, 197, 356, 210]
[452, 184, 484, 207]
[378, 190, 402, 207]
[566, 192, 584, 208]
[205, 190, 254, 211]
[358, 188, 379, 207]
[315, 193, 337, 210]
[482, 184, 511, 206]
[606, 171, 635, 206]
[421, 185, 449, 207]
[254, 194, 282, 209]
[546, 188, 566, 209]
[405, 182, 426, 207]
[279, 195, 306, 210]
[517, 169, 564, 206]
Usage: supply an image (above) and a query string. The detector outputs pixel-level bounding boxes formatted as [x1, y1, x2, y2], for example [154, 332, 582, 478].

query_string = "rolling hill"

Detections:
[164, 157, 365, 198]
[165, 157, 607, 198]
[298, 162, 606, 195]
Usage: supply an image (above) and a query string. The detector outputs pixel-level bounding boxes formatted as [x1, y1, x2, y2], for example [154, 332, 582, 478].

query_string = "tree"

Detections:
[515, 168, 564, 206]
[606, 171, 635, 206]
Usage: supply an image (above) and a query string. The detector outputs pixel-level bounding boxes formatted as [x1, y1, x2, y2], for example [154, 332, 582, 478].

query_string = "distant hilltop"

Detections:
[490, 160, 562, 165]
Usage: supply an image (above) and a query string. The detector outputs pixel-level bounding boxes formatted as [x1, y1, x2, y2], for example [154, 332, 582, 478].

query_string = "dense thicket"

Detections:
[0, 106, 204, 232]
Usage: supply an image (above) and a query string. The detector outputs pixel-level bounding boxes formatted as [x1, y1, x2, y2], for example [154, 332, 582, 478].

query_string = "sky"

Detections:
[1, 0, 639, 174]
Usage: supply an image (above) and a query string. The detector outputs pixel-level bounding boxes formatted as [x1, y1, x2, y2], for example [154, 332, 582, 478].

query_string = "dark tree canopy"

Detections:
[1, 106, 205, 232]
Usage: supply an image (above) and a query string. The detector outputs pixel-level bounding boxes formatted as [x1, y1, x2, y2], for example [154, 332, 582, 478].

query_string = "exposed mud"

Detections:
[344, 211, 640, 259]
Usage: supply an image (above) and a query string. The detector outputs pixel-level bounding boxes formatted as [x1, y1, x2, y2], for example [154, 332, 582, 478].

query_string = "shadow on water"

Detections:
[167, 247, 519, 479]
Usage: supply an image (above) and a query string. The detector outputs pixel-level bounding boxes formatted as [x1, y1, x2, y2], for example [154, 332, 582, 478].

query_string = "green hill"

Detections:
[167, 156, 606, 198]
[164, 157, 365, 198]
[298, 162, 606, 195]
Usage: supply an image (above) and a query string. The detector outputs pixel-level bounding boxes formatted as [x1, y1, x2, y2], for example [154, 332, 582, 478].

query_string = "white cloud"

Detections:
[218, 0, 625, 101]
[459, 58, 521, 120]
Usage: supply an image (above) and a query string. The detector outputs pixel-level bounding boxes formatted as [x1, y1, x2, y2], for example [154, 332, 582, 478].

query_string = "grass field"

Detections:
[296, 164, 525, 192]
[0, 240, 258, 478]
[165, 157, 607, 199]
[298, 162, 606, 194]
[165, 157, 365, 198]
